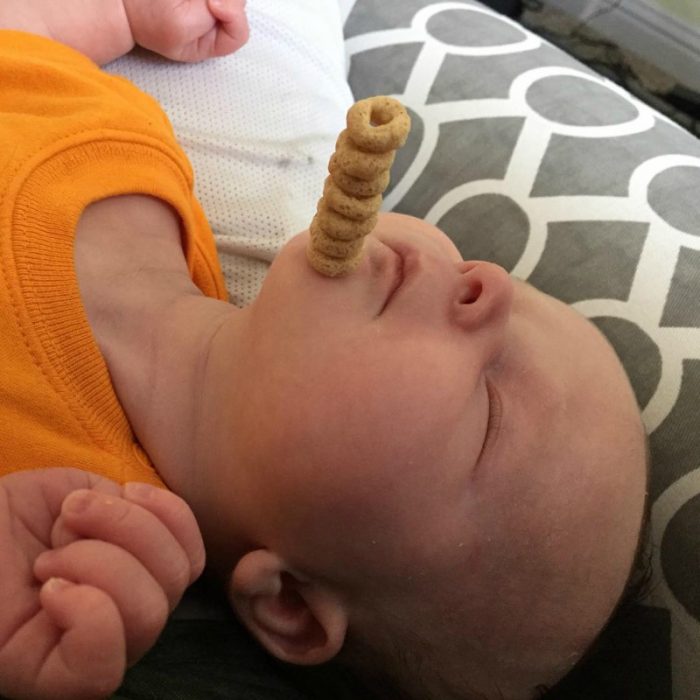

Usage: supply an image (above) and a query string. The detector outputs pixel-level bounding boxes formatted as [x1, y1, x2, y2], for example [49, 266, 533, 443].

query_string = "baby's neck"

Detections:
[74, 195, 240, 495]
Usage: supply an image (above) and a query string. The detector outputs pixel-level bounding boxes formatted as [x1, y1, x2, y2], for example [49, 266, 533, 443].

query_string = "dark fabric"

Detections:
[115, 581, 364, 700]
[548, 606, 673, 700]
[116, 618, 311, 700]
[478, 0, 522, 17]
[117, 618, 363, 700]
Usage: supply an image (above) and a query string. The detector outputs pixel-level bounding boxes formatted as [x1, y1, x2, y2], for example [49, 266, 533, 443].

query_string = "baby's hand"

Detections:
[124, 0, 249, 62]
[0, 468, 205, 700]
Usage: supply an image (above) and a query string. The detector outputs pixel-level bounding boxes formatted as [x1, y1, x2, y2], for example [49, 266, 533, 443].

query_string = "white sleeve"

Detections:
[105, 0, 353, 306]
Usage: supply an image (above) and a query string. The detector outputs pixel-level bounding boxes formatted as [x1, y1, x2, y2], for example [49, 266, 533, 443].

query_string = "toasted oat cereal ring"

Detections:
[322, 178, 382, 221]
[307, 247, 364, 278]
[346, 96, 411, 153]
[310, 222, 364, 259]
[334, 130, 396, 181]
[306, 96, 412, 277]
[328, 155, 390, 197]
[314, 203, 378, 241]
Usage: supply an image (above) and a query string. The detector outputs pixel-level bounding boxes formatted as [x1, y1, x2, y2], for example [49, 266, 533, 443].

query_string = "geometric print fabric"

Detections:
[344, 2, 700, 698]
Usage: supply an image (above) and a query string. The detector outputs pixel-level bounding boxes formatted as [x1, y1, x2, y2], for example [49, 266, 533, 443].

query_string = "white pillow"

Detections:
[106, 0, 353, 306]
[337, 0, 358, 23]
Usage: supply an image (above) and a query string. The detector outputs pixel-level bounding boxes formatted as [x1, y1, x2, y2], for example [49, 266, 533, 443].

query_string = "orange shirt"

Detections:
[0, 32, 228, 486]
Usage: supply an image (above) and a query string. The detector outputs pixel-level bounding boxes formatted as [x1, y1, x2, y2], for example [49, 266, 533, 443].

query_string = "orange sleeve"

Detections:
[0, 31, 227, 485]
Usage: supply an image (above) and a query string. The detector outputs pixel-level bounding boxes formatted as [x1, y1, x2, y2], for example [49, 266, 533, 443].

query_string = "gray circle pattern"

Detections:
[345, 1, 700, 697]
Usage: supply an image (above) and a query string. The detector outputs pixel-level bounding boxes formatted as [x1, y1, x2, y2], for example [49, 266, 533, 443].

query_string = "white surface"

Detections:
[337, 0, 357, 24]
[545, 0, 700, 92]
[106, 0, 353, 306]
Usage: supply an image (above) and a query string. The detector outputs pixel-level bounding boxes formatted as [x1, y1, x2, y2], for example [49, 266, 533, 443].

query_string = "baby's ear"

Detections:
[227, 549, 348, 665]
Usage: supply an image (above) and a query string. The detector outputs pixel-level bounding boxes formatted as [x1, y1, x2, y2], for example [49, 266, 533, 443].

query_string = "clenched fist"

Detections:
[123, 0, 249, 62]
[0, 0, 249, 65]
[0, 468, 205, 700]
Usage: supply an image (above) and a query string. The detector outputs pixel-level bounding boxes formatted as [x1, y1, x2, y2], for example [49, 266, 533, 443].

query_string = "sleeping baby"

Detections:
[0, 1, 648, 700]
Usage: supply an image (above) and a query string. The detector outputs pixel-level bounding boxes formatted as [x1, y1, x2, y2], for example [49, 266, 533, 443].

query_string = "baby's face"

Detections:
[233, 212, 647, 685]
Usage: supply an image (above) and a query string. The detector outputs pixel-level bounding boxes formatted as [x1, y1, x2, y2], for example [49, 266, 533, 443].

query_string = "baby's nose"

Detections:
[453, 261, 514, 355]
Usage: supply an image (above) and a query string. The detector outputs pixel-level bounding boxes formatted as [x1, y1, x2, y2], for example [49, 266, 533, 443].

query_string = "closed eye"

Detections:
[476, 378, 502, 469]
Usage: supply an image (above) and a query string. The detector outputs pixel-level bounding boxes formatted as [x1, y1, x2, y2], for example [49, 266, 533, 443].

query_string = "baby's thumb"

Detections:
[208, 0, 249, 54]
[37, 579, 126, 699]
[208, 0, 240, 22]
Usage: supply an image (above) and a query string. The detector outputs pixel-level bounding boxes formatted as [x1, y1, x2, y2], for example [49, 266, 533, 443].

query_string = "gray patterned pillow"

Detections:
[344, 2, 700, 699]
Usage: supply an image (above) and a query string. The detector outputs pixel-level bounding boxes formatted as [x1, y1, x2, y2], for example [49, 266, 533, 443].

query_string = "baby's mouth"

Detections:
[377, 245, 405, 315]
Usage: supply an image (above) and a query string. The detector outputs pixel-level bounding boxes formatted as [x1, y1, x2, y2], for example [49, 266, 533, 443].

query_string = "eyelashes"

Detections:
[482, 378, 503, 458]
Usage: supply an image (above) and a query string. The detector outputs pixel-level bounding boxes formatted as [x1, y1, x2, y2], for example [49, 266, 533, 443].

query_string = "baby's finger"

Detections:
[208, 0, 242, 22]
[37, 578, 125, 699]
[207, 0, 249, 55]
[50, 512, 81, 551]
[122, 483, 206, 584]
[34, 540, 168, 663]
[54, 487, 202, 606]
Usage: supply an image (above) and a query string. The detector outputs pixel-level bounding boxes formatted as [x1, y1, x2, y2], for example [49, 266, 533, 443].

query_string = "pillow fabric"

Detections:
[343, 2, 700, 698]
[105, 0, 353, 307]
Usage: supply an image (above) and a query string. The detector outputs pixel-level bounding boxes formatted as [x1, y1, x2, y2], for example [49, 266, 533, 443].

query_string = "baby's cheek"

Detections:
[429, 226, 463, 262]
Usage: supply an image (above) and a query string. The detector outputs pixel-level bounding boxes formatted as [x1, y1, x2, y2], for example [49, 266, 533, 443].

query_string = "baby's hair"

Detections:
[335, 527, 655, 700]
[537, 435, 654, 699]
[335, 436, 654, 700]
[537, 493, 654, 697]
[335, 597, 497, 700]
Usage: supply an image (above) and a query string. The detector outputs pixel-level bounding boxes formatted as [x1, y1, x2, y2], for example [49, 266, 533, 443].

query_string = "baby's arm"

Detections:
[0, 0, 248, 65]
[0, 0, 133, 65]
[0, 468, 205, 699]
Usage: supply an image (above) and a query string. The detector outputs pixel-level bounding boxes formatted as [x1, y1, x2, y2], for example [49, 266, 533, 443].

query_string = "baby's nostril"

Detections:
[461, 281, 482, 304]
